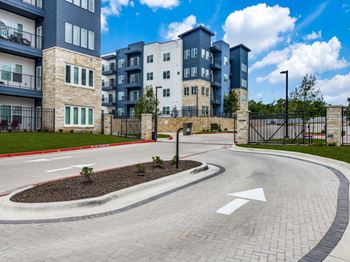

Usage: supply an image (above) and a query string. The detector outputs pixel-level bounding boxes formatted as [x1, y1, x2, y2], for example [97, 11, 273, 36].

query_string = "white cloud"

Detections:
[254, 37, 348, 83]
[317, 73, 350, 105]
[223, 3, 296, 54]
[304, 30, 322, 41]
[140, 0, 179, 9]
[101, 0, 130, 32]
[163, 15, 197, 40]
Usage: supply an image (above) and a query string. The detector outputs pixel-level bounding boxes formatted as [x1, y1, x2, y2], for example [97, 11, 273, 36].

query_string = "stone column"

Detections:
[236, 110, 250, 144]
[233, 88, 249, 112]
[141, 113, 153, 140]
[326, 106, 343, 146]
[103, 114, 113, 135]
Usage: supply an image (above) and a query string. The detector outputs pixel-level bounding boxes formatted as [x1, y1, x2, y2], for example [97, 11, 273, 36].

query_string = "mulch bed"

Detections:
[11, 160, 201, 203]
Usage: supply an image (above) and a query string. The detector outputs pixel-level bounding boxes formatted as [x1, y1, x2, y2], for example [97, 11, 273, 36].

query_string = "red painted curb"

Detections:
[0, 140, 154, 159]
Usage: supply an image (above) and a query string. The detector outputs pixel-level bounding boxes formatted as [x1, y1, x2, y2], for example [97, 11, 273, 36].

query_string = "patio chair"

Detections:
[10, 120, 19, 131]
[0, 120, 9, 131]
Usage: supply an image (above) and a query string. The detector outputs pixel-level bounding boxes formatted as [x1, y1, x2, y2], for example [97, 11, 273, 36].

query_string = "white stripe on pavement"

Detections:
[46, 163, 96, 173]
[26, 156, 72, 163]
[216, 199, 250, 215]
[46, 167, 73, 173]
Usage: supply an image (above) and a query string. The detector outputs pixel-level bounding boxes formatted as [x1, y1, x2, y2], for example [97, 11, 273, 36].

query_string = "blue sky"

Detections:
[101, 0, 350, 105]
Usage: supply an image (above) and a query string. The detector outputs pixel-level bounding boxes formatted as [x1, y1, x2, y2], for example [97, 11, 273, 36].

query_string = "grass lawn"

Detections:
[0, 132, 137, 154]
[239, 144, 350, 164]
[157, 134, 172, 139]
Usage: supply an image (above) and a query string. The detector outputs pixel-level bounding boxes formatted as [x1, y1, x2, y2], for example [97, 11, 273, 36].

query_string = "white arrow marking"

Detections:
[228, 188, 266, 202]
[216, 188, 267, 216]
[26, 156, 71, 163]
[216, 199, 250, 215]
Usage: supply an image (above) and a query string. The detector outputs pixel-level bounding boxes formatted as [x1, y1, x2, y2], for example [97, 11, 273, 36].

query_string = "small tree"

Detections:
[224, 91, 239, 115]
[135, 86, 158, 117]
[289, 74, 325, 113]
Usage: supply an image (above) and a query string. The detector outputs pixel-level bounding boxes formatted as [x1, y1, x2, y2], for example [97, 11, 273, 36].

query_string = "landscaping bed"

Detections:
[11, 160, 201, 203]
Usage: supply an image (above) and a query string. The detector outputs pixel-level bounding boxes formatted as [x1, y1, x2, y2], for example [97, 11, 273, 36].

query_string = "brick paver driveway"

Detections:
[0, 135, 341, 261]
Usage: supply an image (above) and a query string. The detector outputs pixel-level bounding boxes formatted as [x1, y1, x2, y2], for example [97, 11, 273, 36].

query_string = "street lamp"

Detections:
[280, 70, 289, 139]
[154, 86, 163, 141]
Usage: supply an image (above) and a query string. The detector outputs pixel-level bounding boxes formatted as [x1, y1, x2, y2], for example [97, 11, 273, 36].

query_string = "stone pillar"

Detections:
[236, 110, 250, 144]
[326, 106, 343, 146]
[103, 114, 113, 135]
[141, 113, 153, 140]
[233, 88, 249, 112]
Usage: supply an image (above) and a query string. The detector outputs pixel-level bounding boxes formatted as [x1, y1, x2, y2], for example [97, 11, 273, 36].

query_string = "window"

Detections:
[73, 0, 80, 6]
[81, 108, 86, 125]
[162, 107, 170, 115]
[241, 63, 248, 73]
[118, 59, 125, 68]
[224, 74, 229, 82]
[206, 88, 209, 96]
[13, 64, 22, 83]
[73, 26, 80, 46]
[36, 66, 42, 90]
[73, 107, 79, 125]
[191, 48, 198, 58]
[130, 57, 140, 66]
[201, 86, 205, 95]
[65, 64, 95, 88]
[117, 108, 125, 117]
[118, 75, 125, 84]
[88, 31, 94, 50]
[206, 51, 210, 60]
[163, 89, 170, 97]
[81, 0, 87, 9]
[184, 50, 190, 59]
[202, 106, 209, 116]
[67, 0, 94, 12]
[65, 107, 71, 125]
[147, 55, 153, 63]
[64, 106, 94, 127]
[224, 56, 229, 66]
[191, 86, 197, 95]
[88, 0, 95, 12]
[201, 49, 206, 59]
[242, 79, 247, 88]
[184, 68, 190, 78]
[81, 28, 87, 48]
[12, 106, 22, 124]
[88, 108, 93, 125]
[147, 72, 153, 81]
[118, 91, 125, 101]
[163, 71, 170, 79]
[163, 53, 170, 62]
[191, 67, 197, 77]
[184, 87, 190, 96]
[201, 68, 205, 77]
[206, 69, 210, 79]
[36, 26, 42, 49]
[65, 23, 72, 44]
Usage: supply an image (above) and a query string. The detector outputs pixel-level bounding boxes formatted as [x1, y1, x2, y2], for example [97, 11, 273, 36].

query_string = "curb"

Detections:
[0, 140, 154, 159]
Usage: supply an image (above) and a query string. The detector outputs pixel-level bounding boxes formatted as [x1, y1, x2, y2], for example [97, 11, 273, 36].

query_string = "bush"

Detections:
[171, 155, 177, 165]
[136, 164, 146, 176]
[224, 128, 228, 132]
[70, 129, 74, 134]
[342, 130, 346, 137]
[80, 167, 94, 183]
[58, 129, 63, 133]
[152, 156, 164, 168]
[328, 142, 337, 147]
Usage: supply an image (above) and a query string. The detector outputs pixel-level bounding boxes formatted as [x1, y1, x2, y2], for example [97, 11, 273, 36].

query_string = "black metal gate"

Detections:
[120, 117, 141, 139]
[342, 107, 350, 145]
[249, 111, 326, 144]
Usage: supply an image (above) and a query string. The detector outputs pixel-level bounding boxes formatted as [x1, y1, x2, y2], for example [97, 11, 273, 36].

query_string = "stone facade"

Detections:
[103, 114, 113, 135]
[236, 110, 250, 144]
[158, 117, 235, 134]
[233, 88, 249, 111]
[141, 114, 153, 140]
[182, 79, 211, 113]
[42, 47, 102, 133]
[326, 106, 342, 146]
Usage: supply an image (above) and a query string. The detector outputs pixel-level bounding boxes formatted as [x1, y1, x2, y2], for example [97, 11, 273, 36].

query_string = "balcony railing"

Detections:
[0, 70, 42, 91]
[22, 0, 43, 8]
[0, 25, 42, 49]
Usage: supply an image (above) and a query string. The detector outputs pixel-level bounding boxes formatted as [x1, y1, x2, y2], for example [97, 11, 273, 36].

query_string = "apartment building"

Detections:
[0, 0, 102, 132]
[101, 25, 250, 117]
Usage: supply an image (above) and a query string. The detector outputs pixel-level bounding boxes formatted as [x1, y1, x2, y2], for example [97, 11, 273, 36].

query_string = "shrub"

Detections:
[58, 129, 63, 133]
[80, 167, 94, 183]
[170, 155, 177, 166]
[152, 156, 164, 168]
[224, 128, 228, 132]
[342, 130, 346, 137]
[23, 129, 27, 132]
[328, 142, 337, 147]
[136, 164, 146, 176]
[70, 129, 74, 134]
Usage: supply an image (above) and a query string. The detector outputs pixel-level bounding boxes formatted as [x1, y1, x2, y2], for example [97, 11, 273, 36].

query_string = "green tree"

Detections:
[224, 91, 239, 115]
[135, 86, 158, 117]
[289, 74, 325, 113]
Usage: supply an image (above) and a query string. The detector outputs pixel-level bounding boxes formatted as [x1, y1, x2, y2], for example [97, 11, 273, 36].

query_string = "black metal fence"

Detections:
[110, 116, 141, 139]
[0, 107, 55, 132]
[249, 111, 327, 144]
[342, 107, 350, 145]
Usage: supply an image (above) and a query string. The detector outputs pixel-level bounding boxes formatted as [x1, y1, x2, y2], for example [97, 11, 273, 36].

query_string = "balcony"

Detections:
[125, 47, 143, 55]
[0, 70, 42, 98]
[124, 62, 142, 72]
[102, 65, 116, 76]
[102, 98, 116, 107]
[210, 63, 222, 70]
[124, 94, 139, 104]
[0, 24, 43, 58]
[211, 80, 221, 88]
[123, 79, 142, 89]
[211, 98, 221, 105]
[0, 0, 44, 19]
[102, 83, 116, 91]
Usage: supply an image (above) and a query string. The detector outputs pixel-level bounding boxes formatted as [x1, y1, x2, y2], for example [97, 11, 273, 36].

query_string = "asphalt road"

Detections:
[0, 134, 341, 261]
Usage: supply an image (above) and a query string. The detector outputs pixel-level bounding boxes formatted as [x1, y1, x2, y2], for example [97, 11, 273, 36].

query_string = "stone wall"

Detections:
[158, 117, 235, 133]
[42, 47, 102, 133]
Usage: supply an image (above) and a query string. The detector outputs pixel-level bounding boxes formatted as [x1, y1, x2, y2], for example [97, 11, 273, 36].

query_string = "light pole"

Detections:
[154, 86, 163, 141]
[280, 70, 289, 139]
